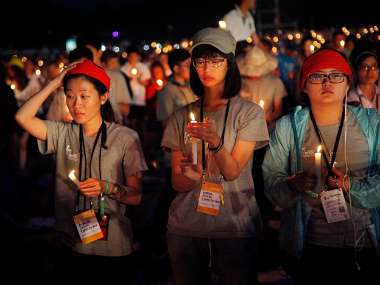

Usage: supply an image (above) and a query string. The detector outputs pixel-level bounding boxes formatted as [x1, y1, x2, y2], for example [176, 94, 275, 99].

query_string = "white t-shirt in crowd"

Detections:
[222, 5, 256, 42]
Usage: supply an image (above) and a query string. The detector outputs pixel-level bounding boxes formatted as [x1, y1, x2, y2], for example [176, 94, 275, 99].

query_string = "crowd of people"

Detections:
[1, 0, 380, 284]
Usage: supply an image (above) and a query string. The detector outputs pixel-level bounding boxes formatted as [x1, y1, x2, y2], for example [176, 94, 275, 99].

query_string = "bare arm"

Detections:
[15, 66, 74, 141]
[187, 121, 256, 181]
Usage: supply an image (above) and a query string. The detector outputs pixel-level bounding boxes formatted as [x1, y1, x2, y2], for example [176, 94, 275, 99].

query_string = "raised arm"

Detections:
[15, 66, 74, 140]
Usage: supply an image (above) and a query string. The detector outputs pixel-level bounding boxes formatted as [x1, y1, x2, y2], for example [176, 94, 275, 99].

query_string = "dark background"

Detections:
[0, 0, 378, 49]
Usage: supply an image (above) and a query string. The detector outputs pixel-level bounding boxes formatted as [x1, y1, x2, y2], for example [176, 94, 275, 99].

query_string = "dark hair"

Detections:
[126, 46, 140, 55]
[190, 45, 241, 99]
[150, 61, 164, 72]
[168, 48, 191, 71]
[63, 74, 115, 122]
[100, 49, 119, 64]
[68, 47, 94, 63]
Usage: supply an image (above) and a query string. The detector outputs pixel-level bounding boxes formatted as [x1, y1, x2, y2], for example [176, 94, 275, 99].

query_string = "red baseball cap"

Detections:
[300, 48, 352, 89]
[65, 60, 110, 91]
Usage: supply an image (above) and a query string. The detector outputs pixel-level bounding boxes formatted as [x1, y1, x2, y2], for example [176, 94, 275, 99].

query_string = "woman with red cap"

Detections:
[15, 60, 147, 276]
[263, 48, 380, 284]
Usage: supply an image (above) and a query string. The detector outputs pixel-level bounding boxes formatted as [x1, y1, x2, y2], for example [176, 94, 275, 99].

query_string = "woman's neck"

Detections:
[310, 103, 344, 125]
[82, 115, 103, 137]
[173, 74, 185, 85]
[203, 85, 227, 111]
[358, 83, 376, 101]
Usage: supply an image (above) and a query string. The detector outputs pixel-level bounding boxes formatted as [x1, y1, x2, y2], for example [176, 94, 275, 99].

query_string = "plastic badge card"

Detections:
[197, 181, 223, 216]
[320, 189, 350, 223]
[73, 209, 104, 244]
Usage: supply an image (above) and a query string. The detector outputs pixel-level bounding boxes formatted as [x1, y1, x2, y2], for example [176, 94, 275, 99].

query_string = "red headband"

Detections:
[65, 60, 110, 91]
[300, 49, 352, 89]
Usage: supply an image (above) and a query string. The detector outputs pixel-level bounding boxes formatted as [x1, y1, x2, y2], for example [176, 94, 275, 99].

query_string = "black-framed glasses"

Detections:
[308, 72, 347, 84]
[359, 65, 379, 72]
[193, 57, 226, 69]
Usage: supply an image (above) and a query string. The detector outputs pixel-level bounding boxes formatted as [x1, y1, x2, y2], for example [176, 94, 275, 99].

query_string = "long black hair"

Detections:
[63, 73, 115, 123]
[190, 44, 241, 99]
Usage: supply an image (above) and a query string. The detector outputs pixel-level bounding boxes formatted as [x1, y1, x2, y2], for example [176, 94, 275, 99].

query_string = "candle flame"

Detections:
[259, 100, 265, 109]
[189, 112, 196, 122]
[131, 68, 138, 75]
[68, 170, 77, 181]
[156, 79, 163, 86]
[317, 145, 322, 153]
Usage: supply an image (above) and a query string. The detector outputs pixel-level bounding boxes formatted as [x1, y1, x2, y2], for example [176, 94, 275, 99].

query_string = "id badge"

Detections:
[73, 209, 104, 244]
[197, 181, 224, 216]
[320, 189, 350, 223]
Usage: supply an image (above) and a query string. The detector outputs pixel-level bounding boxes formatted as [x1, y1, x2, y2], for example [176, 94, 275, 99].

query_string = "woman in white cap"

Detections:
[161, 27, 269, 285]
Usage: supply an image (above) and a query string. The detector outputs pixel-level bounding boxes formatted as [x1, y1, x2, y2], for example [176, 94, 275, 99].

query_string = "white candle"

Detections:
[189, 112, 197, 165]
[315, 145, 322, 191]
[259, 99, 265, 109]
[68, 169, 80, 188]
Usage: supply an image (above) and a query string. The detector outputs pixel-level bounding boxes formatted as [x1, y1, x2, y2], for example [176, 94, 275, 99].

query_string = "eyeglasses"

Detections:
[193, 58, 226, 69]
[307, 72, 347, 84]
[359, 65, 379, 72]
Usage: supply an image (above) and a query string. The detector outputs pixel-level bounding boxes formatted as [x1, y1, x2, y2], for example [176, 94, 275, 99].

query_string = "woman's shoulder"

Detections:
[108, 123, 140, 141]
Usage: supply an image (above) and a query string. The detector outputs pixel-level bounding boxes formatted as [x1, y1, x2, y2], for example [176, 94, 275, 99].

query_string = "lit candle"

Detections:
[156, 79, 163, 87]
[68, 170, 80, 188]
[315, 145, 322, 191]
[189, 112, 197, 165]
[339, 40, 345, 48]
[131, 67, 138, 76]
[259, 99, 265, 109]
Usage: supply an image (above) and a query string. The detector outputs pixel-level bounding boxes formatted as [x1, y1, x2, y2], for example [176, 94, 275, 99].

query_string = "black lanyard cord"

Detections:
[309, 107, 345, 181]
[200, 97, 230, 173]
[77, 121, 107, 210]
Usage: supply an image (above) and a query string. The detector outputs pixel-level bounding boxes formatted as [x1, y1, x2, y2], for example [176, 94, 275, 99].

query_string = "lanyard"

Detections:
[77, 121, 105, 213]
[200, 97, 230, 174]
[309, 107, 345, 180]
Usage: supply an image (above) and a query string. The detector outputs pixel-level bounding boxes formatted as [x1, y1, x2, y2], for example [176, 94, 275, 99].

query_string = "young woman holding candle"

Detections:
[161, 27, 269, 285]
[15, 60, 147, 276]
[262, 48, 380, 284]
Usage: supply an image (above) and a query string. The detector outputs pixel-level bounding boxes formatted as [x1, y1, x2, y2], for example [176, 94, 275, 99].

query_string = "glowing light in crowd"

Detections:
[112, 46, 120, 53]
[310, 30, 317, 38]
[65, 38, 77, 53]
[339, 40, 345, 48]
[310, 45, 315, 53]
[316, 34, 322, 41]
[374, 25, 378, 31]
[272, 36, 279, 43]
[246, 36, 253, 43]
[320, 38, 326, 44]
[287, 34, 294, 40]
[369, 27, 374, 33]
[131, 68, 138, 76]
[122, 52, 128, 58]
[11, 84, 16, 90]
[151, 42, 157, 48]
[295, 33, 302, 40]
[143, 44, 150, 51]
[174, 44, 180, 49]
[21, 57, 28, 62]
[112, 31, 119, 38]
[271, 46, 278, 54]
[59, 62, 65, 69]
[38, 60, 44, 67]
[218, 20, 227, 29]
[156, 79, 163, 87]
[101, 44, 106, 51]
[35, 69, 41, 76]
[356, 33, 361, 39]
[363, 28, 369, 34]
[155, 48, 162, 54]
[181, 41, 189, 49]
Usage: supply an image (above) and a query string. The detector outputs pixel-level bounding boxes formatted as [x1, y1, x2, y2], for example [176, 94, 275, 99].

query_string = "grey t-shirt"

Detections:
[302, 111, 372, 248]
[161, 96, 269, 238]
[156, 81, 197, 123]
[38, 121, 147, 256]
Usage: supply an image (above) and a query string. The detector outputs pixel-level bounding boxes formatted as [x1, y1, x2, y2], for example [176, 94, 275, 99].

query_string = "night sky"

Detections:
[1, 0, 378, 49]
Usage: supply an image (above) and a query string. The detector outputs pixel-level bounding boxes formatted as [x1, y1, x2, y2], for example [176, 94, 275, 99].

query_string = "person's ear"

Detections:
[100, 93, 109, 105]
